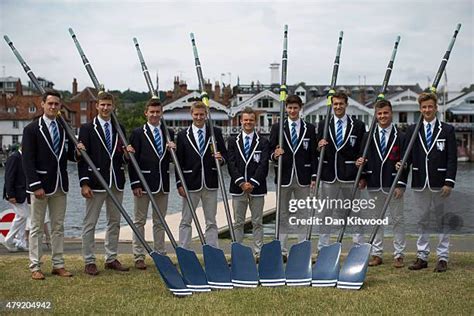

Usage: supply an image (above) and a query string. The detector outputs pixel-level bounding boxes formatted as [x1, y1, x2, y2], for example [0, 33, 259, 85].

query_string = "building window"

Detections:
[12, 135, 19, 145]
[238, 97, 243, 102]
[12, 121, 19, 129]
[8, 107, 17, 113]
[259, 116, 264, 127]
[80, 102, 87, 110]
[399, 112, 407, 123]
[257, 99, 273, 108]
[296, 91, 305, 96]
[80, 114, 87, 124]
[29, 106, 36, 113]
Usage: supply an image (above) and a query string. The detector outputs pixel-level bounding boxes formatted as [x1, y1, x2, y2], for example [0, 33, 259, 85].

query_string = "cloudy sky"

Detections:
[1, 0, 472, 93]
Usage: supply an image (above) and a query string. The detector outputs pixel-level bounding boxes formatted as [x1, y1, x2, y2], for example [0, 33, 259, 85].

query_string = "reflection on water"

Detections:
[0, 162, 472, 237]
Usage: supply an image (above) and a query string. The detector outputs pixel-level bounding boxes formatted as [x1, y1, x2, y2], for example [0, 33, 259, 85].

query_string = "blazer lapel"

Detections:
[427, 120, 442, 153]
[144, 124, 160, 158]
[38, 117, 56, 157]
[93, 117, 110, 155]
[236, 132, 246, 162]
[186, 126, 201, 156]
[373, 127, 383, 161]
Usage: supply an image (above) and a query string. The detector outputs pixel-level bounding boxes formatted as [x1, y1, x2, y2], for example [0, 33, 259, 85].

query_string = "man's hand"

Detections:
[81, 185, 94, 199]
[356, 157, 367, 168]
[8, 197, 17, 204]
[76, 141, 86, 156]
[440, 185, 452, 197]
[240, 182, 253, 193]
[133, 187, 143, 197]
[167, 141, 176, 151]
[310, 180, 316, 190]
[34, 188, 45, 200]
[274, 146, 285, 158]
[358, 179, 367, 190]
[213, 151, 222, 161]
[393, 187, 404, 199]
[178, 186, 186, 198]
[395, 161, 403, 171]
[318, 139, 328, 150]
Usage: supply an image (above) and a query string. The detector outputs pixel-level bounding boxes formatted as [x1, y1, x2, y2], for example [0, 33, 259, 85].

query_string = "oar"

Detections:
[189, 33, 236, 290]
[312, 35, 400, 287]
[3, 35, 192, 297]
[186, 35, 259, 288]
[286, 31, 343, 287]
[337, 24, 461, 290]
[68, 28, 210, 292]
[258, 25, 288, 287]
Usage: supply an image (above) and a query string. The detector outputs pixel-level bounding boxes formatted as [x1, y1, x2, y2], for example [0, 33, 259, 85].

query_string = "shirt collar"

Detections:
[242, 130, 255, 140]
[147, 122, 161, 131]
[42, 114, 56, 127]
[288, 118, 300, 127]
[378, 124, 392, 135]
[333, 114, 347, 124]
[97, 115, 112, 128]
[192, 124, 205, 134]
[423, 118, 437, 128]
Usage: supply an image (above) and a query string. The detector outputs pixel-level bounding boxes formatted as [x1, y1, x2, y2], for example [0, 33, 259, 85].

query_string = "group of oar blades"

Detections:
[3, 23, 461, 296]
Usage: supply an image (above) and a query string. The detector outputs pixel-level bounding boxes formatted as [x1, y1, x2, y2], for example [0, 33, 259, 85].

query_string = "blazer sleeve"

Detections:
[22, 124, 42, 192]
[227, 137, 244, 187]
[250, 137, 270, 187]
[4, 154, 18, 199]
[359, 131, 370, 180]
[444, 125, 457, 188]
[175, 132, 184, 189]
[215, 127, 228, 165]
[268, 123, 279, 161]
[78, 124, 91, 187]
[128, 129, 141, 190]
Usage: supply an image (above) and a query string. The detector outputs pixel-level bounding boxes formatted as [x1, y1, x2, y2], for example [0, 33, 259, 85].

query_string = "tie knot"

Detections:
[245, 135, 250, 140]
[291, 122, 297, 127]
[104, 122, 109, 128]
[427, 123, 431, 130]
[154, 127, 159, 133]
[381, 128, 386, 134]
[51, 121, 57, 127]
[198, 129, 203, 135]
[337, 119, 343, 126]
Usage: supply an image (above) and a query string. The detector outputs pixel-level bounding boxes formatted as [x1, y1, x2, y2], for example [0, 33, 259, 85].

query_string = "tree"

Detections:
[116, 100, 147, 135]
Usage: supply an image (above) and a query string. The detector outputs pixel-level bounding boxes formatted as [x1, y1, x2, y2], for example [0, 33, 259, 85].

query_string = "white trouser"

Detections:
[5, 201, 29, 248]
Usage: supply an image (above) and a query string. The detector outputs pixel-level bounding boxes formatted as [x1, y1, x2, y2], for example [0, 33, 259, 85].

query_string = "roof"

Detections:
[163, 91, 230, 115]
[0, 95, 42, 120]
[70, 87, 98, 102]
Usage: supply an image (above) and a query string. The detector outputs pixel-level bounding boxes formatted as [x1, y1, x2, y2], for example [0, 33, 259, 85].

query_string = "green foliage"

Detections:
[116, 101, 147, 135]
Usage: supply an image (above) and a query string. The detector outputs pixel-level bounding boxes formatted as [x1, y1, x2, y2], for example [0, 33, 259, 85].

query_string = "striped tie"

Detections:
[154, 127, 163, 156]
[336, 119, 343, 148]
[104, 122, 112, 153]
[244, 135, 251, 159]
[291, 122, 298, 149]
[198, 129, 205, 155]
[51, 121, 60, 156]
[426, 123, 432, 148]
[380, 128, 387, 156]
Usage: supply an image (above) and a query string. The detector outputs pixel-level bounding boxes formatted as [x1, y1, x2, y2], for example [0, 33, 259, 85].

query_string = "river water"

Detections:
[1, 162, 472, 237]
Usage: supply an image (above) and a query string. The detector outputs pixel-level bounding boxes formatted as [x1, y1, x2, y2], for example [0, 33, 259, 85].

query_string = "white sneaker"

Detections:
[3, 241, 19, 252]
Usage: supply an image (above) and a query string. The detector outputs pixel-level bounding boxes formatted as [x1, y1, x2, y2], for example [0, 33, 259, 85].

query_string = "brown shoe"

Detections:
[105, 259, 130, 272]
[135, 260, 147, 270]
[31, 270, 45, 280]
[433, 260, 448, 272]
[393, 257, 405, 268]
[52, 268, 73, 277]
[369, 256, 383, 266]
[408, 258, 428, 270]
[84, 263, 99, 276]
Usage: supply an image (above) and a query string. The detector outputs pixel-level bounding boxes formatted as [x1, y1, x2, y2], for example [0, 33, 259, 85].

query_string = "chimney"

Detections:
[72, 78, 78, 95]
[214, 81, 221, 101]
[270, 63, 280, 85]
[204, 80, 212, 98]
[179, 80, 188, 95]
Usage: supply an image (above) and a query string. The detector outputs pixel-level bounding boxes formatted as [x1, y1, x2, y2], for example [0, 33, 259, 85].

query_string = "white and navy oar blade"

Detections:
[285, 240, 312, 286]
[149, 251, 192, 297]
[337, 243, 371, 290]
[203, 244, 233, 290]
[312, 242, 341, 287]
[231, 242, 258, 288]
[258, 240, 285, 286]
[176, 247, 211, 292]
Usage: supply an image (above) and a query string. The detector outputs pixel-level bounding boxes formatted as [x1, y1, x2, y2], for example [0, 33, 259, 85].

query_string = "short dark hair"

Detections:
[286, 95, 303, 107]
[146, 98, 162, 110]
[241, 107, 256, 116]
[374, 99, 392, 110]
[42, 89, 61, 102]
[418, 92, 437, 105]
[97, 90, 114, 102]
[332, 92, 348, 104]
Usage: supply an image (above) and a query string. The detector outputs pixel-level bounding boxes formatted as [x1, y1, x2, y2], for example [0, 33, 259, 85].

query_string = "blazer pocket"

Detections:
[412, 167, 419, 171]
[36, 170, 47, 174]
[120, 167, 125, 170]
[366, 170, 373, 174]
[437, 168, 447, 171]
[344, 161, 355, 164]
[211, 167, 217, 171]
[182, 170, 192, 173]
[88, 167, 100, 171]
[304, 164, 311, 167]
[141, 170, 151, 174]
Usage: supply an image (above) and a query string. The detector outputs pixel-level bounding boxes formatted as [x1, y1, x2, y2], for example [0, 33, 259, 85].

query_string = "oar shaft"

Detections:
[337, 35, 401, 243]
[306, 31, 343, 241]
[4, 35, 154, 254]
[133, 37, 204, 245]
[275, 25, 288, 240]
[68, 28, 179, 249]
[190, 33, 236, 242]
[369, 24, 461, 244]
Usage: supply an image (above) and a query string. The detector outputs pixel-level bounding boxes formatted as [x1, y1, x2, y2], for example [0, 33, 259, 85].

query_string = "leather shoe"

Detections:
[52, 268, 73, 277]
[135, 260, 147, 270]
[84, 263, 99, 276]
[433, 260, 448, 272]
[393, 257, 405, 268]
[369, 255, 383, 266]
[282, 253, 288, 263]
[105, 260, 130, 272]
[31, 270, 45, 280]
[408, 258, 428, 270]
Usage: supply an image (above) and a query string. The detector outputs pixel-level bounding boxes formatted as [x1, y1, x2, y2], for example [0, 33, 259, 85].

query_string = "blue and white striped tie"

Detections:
[426, 123, 432, 148]
[380, 128, 387, 156]
[51, 120, 60, 156]
[336, 119, 343, 148]
[154, 127, 163, 156]
[104, 122, 112, 153]
[198, 129, 205, 155]
[291, 122, 298, 149]
[244, 135, 251, 159]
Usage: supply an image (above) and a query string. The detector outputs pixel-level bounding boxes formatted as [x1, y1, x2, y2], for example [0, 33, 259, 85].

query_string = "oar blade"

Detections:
[312, 242, 341, 287]
[337, 243, 371, 290]
[203, 244, 233, 290]
[176, 247, 211, 292]
[231, 242, 259, 288]
[285, 240, 312, 286]
[149, 251, 192, 297]
[258, 240, 285, 286]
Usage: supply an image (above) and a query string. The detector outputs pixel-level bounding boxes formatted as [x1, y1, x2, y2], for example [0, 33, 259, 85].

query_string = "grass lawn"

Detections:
[1, 252, 473, 314]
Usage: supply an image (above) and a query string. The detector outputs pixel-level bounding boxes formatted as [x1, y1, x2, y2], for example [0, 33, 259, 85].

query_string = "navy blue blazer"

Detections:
[3, 151, 27, 203]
